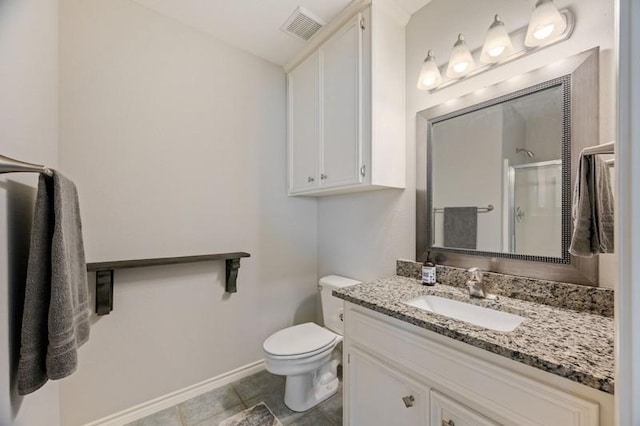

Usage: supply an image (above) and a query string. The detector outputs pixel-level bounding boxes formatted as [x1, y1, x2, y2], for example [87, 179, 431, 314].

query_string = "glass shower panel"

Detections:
[510, 161, 562, 258]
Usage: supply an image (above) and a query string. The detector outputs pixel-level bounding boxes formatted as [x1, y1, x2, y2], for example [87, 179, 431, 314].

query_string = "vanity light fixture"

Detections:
[480, 15, 513, 63]
[417, 50, 442, 90]
[524, 0, 567, 47]
[416, 1, 574, 92]
[446, 34, 475, 78]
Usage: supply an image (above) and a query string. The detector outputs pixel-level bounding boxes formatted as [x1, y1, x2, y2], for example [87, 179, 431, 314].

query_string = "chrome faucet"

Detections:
[466, 267, 495, 299]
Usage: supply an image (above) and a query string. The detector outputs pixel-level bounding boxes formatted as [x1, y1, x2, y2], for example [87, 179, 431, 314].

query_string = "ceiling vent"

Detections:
[281, 7, 326, 41]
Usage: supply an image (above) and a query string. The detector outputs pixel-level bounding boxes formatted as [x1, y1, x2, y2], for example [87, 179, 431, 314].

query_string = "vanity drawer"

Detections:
[431, 390, 499, 426]
[344, 305, 599, 426]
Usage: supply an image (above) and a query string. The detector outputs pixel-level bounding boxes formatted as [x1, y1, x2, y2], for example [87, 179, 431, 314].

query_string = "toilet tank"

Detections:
[319, 275, 361, 335]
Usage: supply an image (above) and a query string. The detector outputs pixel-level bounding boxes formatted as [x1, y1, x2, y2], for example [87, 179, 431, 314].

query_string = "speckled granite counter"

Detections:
[333, 276, 614, 394]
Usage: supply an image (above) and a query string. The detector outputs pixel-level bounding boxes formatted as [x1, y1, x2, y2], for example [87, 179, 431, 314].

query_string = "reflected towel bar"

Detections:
[0, 154, 53, 176]
[87, 252, 251, 315]
[433, 205, 494, 214]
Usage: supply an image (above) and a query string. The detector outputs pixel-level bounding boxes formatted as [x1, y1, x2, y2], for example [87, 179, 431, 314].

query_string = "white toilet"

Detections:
[262, 275, 360, 412]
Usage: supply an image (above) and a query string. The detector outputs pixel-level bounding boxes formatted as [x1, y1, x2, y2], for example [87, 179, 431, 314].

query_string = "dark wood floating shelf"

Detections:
[87, 252, 250, 316]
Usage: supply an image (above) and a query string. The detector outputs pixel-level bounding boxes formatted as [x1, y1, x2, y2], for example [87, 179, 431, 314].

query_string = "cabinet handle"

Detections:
[442, 420, 455, 426]
[360, 165, 366, 177]
[401, 395, 415, 408]
[307, 177, 315, 183]
[321, 174, 328, 180]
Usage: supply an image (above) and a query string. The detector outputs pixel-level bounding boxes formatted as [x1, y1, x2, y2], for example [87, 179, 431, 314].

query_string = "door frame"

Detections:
[615, 0, 640, 424]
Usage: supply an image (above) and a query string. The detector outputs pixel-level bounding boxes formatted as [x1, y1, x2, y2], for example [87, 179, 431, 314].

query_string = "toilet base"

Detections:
[283, 357, 340, 412]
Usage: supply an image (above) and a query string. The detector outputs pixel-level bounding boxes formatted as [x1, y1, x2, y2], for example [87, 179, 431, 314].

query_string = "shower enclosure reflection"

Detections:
[508, 160, 562, 257]
[430, 84, 564, 258]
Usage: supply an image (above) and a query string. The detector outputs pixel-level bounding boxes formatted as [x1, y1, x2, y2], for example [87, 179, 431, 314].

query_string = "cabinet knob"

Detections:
[402, 395, 415, 408]
[307, 176, 315, 183]
[442, 420, 455, 426]
[320, 174, 328, 180]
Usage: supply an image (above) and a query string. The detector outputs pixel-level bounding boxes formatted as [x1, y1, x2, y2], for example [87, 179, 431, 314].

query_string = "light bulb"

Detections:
[422, 76, 436, 86]
[533, 24, 555, 40]
[488, 45, 506, 57]
[446, 34, 475, 78]
[480, 15, 513, 63]
[525, 0, 567, 47]
[416, 50, 442, 90]
[453, 61, 468, 73]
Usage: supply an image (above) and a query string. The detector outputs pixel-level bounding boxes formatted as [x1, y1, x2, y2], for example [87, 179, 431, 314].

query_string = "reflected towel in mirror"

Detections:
[443, 207, 478, 250]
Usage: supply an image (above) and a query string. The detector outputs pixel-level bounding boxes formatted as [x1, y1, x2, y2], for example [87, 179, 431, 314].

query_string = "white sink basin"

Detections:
[403, 295, 525, 332]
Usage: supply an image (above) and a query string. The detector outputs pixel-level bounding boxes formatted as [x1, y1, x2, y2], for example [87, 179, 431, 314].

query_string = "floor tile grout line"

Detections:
[314, 405, 334, 426]
[231, 381, 261, 409]
[175, 404, 187, 426]
[190, 401, 245, 426]
[315, 407, 335, 426]
[232, 386, 250, 409]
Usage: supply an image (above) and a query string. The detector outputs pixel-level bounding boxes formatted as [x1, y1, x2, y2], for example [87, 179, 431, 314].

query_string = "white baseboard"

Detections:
[83, 359, 266, 426]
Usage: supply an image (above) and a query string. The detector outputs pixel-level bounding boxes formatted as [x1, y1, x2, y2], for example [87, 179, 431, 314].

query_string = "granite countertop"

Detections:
[333, 276, 614, 394]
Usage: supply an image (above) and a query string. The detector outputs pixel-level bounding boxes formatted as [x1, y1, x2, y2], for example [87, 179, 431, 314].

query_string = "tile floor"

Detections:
[126, 370, 342, 426]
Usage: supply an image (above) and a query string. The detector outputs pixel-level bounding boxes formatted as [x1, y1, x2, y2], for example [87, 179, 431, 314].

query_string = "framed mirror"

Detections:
[416, 49, 600, 285]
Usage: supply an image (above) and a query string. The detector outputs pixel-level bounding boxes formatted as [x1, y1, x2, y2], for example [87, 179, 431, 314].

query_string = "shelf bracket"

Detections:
[95, 270, 114, 316]
[225, 258, 241, 293]
[89, 252, 250, 316]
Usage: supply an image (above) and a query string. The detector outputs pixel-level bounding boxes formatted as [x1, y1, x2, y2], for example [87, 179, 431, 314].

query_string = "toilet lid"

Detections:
[263, 323, 339, 357]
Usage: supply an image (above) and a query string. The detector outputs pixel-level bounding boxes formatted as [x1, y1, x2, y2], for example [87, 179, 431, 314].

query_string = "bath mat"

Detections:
[218, 402, 283, 426]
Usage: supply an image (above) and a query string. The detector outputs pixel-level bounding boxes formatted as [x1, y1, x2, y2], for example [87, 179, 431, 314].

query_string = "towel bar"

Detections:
[582, 141, 615, 156]
[0, 153, 53, 176]
[86, 252, 251, 315]
[433, 204, 494, 213]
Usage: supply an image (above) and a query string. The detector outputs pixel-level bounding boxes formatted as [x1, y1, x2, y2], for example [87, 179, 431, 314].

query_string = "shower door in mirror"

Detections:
[508, 160, 562, 257]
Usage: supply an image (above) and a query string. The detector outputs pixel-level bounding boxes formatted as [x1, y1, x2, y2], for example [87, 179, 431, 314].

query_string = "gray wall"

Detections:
[58, 0, 318, 424]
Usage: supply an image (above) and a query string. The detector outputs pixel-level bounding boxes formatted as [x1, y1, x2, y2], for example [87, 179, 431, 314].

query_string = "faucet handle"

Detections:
[467, 267, 483, 281]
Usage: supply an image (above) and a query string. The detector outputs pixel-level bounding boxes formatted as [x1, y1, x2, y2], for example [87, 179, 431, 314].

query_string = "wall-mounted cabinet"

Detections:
[286, 1, 407, 196]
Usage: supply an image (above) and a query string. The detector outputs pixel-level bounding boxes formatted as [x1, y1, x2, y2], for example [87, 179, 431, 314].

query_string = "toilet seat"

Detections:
[263, 323, 340, 359]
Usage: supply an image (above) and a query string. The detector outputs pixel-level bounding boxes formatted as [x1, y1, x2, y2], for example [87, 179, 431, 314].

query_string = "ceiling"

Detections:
[132, 0, 429, 66]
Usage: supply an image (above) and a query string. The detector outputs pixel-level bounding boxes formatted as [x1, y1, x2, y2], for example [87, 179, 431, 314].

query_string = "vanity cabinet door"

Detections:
[319, 14, 363, 189]
[347, 347, 428, 426]
[430, 390, 500, 426]
[287, 51, 320, 194]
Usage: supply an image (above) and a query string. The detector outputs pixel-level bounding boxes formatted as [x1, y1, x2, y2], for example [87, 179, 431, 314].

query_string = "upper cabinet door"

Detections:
[320, 14, 363, 188]
[288, 51, 320, 194]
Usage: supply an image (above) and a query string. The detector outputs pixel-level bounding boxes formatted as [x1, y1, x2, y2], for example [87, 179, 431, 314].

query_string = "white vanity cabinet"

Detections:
[430, 391, 499, 426]
[343, 303, 609, 426]
[285, 1, 406, 196]
[347, 347, 429, 425]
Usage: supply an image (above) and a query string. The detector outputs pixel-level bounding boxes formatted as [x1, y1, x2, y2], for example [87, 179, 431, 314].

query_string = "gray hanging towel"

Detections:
[18, 171, 90, 395]
[443, 207, 478, 249]
[569, 154, 615, 257]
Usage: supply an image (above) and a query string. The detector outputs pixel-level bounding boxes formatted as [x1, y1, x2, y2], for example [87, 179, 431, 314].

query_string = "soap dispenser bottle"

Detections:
[421, 251, 436, 286]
